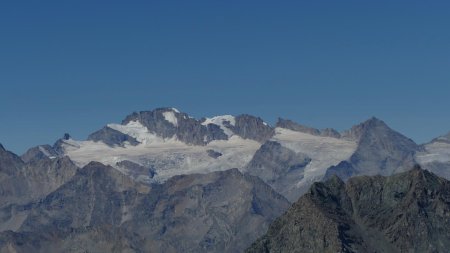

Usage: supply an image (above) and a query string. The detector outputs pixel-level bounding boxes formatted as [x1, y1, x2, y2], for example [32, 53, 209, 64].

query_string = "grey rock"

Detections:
[276, 118, 321, 135]
[276, 118, 341, 138]
[123, 108, 228, 145]
[247, 166, 450, 253]
[0, 164, 289, 253]
[62, 133, 71, 140]
[205, 122, 229, 141]
[0, 227, 143, 253]
[206, 149, 222, 159]
[323, 161, 358, 181]
[116, 160, 156, 179]
[420, 161, 450, 179]
[88, 126, 140, 147]
[0, 144, 24, 176]
[21, 145, 59, 163]
[0, 145, 78, 210]
[229, 114, 274, 143]
[119, 108, 275, 145]
[320, 128, 341, 138]
[0, 145, 27, 209]
[246, 141, 311, 201]
[128, 169, 290, 253]
[52, 134, 71, 155]
[327, 117, 422, 181]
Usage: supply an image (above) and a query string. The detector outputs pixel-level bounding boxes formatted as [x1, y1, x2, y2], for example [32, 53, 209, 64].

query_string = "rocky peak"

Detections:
[62, 133, 71, 140]
[87, 126, 140, 147]
[276, 118, 320, 135]
[247, 168, 450, 253]
[0, 144, 24, 175]
[3, 166, 289, 253]
[354, 117, 421, 153]
[230, 114, 274, 143]
[21, 144, 59, 163]
[342, 116, 388, 140]
[321, 128, 341, 138]
[326, 117, 421, 181]
[276, 118, 341, 138]
[72, 161, 150, 193]
[121, 107, 227, 145]
[116, 108, 275, 145]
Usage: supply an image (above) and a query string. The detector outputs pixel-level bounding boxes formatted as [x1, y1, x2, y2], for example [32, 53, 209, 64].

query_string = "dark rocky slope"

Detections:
[247, 166, 450, 253]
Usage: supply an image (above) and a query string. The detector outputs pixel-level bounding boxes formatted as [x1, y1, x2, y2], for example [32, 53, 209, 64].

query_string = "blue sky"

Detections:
[1, 1, 450, 154]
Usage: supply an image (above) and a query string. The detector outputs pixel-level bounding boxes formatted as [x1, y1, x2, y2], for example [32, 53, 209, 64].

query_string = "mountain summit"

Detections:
[325, 117, 421, 181]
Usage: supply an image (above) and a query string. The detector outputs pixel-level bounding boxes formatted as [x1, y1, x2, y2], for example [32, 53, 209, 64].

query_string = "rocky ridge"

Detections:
[247, 166, 450, 253]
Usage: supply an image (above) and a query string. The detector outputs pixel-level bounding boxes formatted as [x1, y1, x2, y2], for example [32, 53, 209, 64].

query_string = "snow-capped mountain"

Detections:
[2, 107, 450, 252]
[22, 107, 450, 201]
[415, 131, 450, 179]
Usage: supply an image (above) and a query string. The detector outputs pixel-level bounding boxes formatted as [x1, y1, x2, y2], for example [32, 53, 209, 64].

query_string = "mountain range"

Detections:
[0, 107, 449, 252]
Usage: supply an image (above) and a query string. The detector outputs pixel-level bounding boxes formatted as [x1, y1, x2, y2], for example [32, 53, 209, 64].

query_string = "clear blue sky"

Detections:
[1, 0, 450, 154]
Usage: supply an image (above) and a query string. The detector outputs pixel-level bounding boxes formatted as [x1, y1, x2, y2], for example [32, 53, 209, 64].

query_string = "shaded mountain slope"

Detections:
[325, 117, 421, 181]
[0, 163, 289, 253]
[247, 166, 450, 253]
[0, 145, 78, 209]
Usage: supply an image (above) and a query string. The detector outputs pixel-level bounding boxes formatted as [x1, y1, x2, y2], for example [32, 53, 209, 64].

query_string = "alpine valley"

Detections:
[1, 107, 449, 253]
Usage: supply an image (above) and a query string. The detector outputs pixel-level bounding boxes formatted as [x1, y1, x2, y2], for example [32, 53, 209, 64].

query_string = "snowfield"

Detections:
[271, 127, 357, 188]
[61, 136, 261, 183]
[201, 115, 235, 137]
[416, 141, 450, 164]
[61, 120, 359, 190]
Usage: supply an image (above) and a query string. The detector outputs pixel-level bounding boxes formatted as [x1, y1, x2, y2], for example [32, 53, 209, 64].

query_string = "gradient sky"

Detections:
[1, 0, 450, 154]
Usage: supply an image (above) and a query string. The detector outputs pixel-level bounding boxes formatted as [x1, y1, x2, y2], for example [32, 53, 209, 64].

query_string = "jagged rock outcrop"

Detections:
[122, 107, 228, 145]
[52, 134, 73, 155]
[115, 160, 156, 180]
[0, 145, 27, 208]
[21, 145, 59, 163]
[246, 141, 310, 200]
[0, 145, 78, 209]
[229, 115, 274, 143]
[88, 126, 140, 146]
[247, 167, 450, 253]
[276, 118, 341, 138]
[326, 117, 422, 181]
[104, 108, 275, 145]
[0, 163, 289, 253]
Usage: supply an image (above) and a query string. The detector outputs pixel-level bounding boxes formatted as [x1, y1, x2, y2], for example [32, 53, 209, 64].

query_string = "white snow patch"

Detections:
[108, 121, 175, 145]
[202, 115, 235, 137]
[38, 146, 52, 157]
[272, 127, 357, 187]
[61, 132, 261, 182]
[416, 141, 450, 164]
[171, 108, 180, 113]
[37, 146, 57, 159]
[162, 111, 178, 126]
